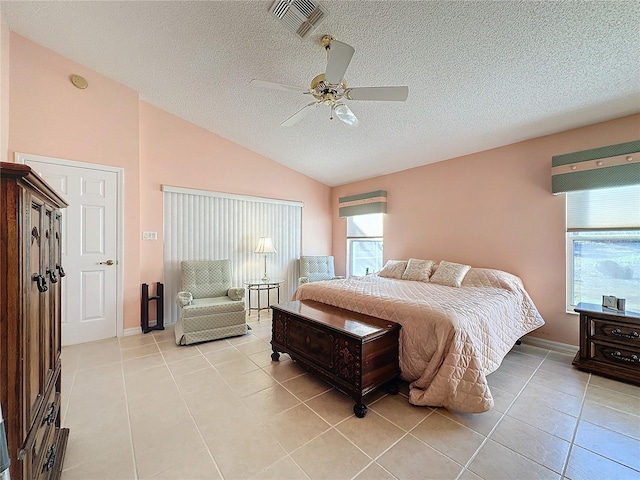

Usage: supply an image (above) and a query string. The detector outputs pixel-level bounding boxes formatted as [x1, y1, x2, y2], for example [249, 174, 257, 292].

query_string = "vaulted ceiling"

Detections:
[3, 1, 639, 186]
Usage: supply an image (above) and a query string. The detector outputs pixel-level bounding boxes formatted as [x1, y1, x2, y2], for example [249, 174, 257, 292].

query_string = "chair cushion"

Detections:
[182, 297, 245, 317]
[300, 256, 336, 282]
[182, 260, 232, 298]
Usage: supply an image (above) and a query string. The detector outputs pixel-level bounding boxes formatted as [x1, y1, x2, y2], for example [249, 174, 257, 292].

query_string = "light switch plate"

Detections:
[142, 231, 157, 240]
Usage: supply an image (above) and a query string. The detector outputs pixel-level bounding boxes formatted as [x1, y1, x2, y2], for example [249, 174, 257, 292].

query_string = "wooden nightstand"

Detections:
[572, 302, 640, 385]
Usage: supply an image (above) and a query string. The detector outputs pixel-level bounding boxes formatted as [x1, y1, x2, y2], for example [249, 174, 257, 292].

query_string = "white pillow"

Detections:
[430, 260, 471, 287]
[377, 260, 408, 279]
[402, 258, 435, 282]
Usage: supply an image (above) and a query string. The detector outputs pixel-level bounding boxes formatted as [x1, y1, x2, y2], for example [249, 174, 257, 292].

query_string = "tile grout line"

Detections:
[225, 320, 326, 480]
[559, 371, 591, 479]
[157, 334, 228, 480]
[233, 318, 406, 479]
[119, 341, 140, 480]
[59, 348, 79, 426]
[456, 349, 553, 479]
[58, 347, 80, 474]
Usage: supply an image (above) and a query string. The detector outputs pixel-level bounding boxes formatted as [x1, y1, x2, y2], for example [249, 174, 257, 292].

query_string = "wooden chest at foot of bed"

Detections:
[271, 300, 401, 418]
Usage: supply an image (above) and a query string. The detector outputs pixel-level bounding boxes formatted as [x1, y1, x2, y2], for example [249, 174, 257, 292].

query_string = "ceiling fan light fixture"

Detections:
[251, 36, 407, 127]
[334, 103, 359, 127]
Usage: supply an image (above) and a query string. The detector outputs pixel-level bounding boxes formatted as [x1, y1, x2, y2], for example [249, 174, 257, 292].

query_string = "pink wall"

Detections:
[138, 101, 332, 284]
[332, 114, 640, 346]
[1, 13, 9, 161]
[8, 33, 142, 330]
[8, 33, 332, 332]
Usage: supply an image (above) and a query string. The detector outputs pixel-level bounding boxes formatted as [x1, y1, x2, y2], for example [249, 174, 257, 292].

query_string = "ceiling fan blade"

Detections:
[324, 40, 355, 85]
[345, 86, 409, 102]
[334, 104, 359, 127]
[250, 79, 308, 94]
[281, 102, 318, 126]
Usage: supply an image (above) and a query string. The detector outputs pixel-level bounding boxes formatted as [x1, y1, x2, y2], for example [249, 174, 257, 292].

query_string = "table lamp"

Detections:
[255, 237, 277, 282]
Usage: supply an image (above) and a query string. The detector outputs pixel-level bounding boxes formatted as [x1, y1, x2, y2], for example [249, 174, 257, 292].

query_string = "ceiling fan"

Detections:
[251, 35, 409, 127]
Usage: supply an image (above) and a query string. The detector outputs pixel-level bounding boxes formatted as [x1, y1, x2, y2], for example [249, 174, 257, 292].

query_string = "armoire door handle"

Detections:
[32, 274, 48, 293]
[47, 268, 58, 284]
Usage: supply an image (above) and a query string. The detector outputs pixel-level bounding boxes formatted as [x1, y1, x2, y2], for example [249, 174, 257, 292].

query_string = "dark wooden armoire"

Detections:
[1, 162, 69, 480]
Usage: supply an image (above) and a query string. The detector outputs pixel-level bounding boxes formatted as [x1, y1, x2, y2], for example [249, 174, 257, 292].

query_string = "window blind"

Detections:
[163, 186, 302, 324]
[347, 213, 383, 237]
[566, 184, 640, 231]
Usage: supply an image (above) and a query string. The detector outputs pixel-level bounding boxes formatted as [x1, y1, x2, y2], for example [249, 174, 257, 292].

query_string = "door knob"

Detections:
[99, 260, 114, 266]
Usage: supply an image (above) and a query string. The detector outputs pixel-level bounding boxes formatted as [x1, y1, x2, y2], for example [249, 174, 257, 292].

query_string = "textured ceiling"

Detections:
[3, 1, 639, 186]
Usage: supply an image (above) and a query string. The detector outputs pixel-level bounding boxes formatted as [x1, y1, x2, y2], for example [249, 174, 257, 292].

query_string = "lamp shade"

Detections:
[254, 237, 277, 254]
[334, 103, 359, 127]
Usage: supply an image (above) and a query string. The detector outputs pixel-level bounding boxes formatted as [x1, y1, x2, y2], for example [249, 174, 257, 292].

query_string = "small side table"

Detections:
[244, 279, 284, 320]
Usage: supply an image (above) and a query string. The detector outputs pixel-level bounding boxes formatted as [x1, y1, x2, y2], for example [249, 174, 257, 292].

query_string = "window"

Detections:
[347, 213, 383, 276]
[566, 185, 640, 311]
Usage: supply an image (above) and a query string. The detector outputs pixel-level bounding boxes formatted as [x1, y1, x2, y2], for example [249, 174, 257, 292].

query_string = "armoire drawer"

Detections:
[21, 385, 60, 479]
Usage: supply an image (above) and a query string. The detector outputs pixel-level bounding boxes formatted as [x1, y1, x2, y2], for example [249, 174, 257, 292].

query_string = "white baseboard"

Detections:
[123, 321, 175, 337]
[123, 327, 141, 337]
[522, 335, 578, 355]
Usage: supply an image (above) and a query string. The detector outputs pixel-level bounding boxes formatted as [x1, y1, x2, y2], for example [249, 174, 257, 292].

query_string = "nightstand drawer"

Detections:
[591, 342, 640, 371]
[589, 317, 640, 348]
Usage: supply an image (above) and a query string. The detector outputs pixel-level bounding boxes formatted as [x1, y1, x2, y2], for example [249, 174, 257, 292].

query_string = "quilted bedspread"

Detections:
[292, 268, 544, 413]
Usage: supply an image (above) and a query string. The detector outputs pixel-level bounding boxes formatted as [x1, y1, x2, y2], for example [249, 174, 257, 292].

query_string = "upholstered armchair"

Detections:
[174, 259, 247, 345]
[298, 255, 345, 284]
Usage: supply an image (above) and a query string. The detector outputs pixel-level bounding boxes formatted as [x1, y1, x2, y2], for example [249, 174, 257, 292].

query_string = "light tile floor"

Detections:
[60, 312, 640, 480]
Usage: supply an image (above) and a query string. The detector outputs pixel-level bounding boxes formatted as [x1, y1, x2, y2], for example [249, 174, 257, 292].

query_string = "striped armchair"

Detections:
[174, 259, 247, 345]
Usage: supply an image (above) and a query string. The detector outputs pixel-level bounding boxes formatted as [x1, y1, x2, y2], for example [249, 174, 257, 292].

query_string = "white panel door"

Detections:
[26, 159, 118, 345]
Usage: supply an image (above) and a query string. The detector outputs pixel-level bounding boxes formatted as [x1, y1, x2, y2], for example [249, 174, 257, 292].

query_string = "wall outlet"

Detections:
[142, 231, 157, 240]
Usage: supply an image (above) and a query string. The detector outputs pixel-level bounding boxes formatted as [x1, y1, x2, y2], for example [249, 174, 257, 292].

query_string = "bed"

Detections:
[292, 265, 545, 413]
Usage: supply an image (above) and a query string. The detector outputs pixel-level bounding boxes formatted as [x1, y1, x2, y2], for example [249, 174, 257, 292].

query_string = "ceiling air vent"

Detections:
[270, 0, 328, 39]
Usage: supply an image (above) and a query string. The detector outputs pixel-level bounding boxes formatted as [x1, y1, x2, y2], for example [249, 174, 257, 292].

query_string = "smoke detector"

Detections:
[270, 0, 328, 39]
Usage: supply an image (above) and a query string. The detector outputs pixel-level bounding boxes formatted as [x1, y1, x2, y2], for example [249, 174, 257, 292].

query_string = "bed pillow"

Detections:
[377, 260, 408, 279]
[402, 258, 435, 282]
[430, 260, 471, 287]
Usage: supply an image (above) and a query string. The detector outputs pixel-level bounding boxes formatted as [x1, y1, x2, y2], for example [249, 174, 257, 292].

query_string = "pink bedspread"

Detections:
[293, 268, 544, 413]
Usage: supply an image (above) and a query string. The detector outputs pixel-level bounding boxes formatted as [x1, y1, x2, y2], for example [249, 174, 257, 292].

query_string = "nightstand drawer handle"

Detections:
[610, 351, 639, 364]
[611, 328, 639, 340]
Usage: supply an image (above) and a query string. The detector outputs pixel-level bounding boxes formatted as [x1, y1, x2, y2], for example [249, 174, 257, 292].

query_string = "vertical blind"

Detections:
[163, 186, 302, 324]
